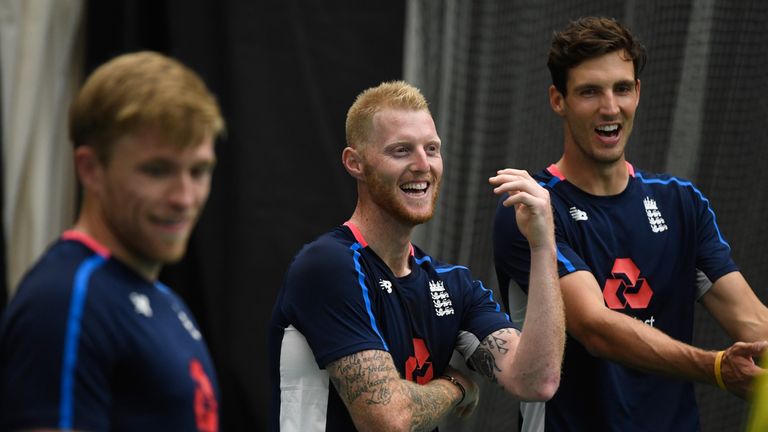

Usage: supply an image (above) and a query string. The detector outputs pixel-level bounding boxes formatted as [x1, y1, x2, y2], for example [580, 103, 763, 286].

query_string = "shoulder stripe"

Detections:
[415, 254, 469, 273]
[349, 243, 389, 351]
[635, 172, 731, 250]
[435, 264, 469, 274]
[59, 254, 107, 429]
[557, 248, 576, 272]
[478, 280, 510, 320]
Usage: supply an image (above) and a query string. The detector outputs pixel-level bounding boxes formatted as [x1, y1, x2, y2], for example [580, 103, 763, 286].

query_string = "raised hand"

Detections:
[490, 168, 554, 249]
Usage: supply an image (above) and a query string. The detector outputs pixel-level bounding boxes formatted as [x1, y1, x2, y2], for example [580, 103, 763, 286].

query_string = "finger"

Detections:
[493, 178, 540, 197]
[731, 341, 768, 357]
[489, 169, 534, 187]
[496, 168, 532, 179]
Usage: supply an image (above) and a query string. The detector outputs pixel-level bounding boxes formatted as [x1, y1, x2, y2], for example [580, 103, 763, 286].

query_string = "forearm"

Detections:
[579, 311, 718, 385]
[397, 378, 462, 431]
[702, 272, 768, 342]
[505, 243, 564, 399]
[328, 350, 461, 431]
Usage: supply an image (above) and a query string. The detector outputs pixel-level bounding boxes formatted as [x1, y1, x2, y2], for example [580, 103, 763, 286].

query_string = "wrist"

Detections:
[439, 374, 466, 406]
[714, 350, 727, 390]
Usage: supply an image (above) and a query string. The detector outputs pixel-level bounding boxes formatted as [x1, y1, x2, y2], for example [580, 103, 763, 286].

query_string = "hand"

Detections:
[720, 340, 768, 398]
[442, 365, 479, 418]
[489, 169, 554, 249]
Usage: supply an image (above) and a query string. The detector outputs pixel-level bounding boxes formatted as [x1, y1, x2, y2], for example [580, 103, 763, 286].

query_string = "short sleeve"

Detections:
[0, 268, 114, 431]
[691, 188, 737, 282]
[280, 241, 389, 368]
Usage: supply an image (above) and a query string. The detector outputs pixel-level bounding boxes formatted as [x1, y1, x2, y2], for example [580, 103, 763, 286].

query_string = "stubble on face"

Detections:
[362, 160, 441, 226]
[97, 132, 214, 274]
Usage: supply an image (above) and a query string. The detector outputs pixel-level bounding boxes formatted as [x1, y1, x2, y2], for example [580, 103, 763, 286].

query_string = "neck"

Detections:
[556, 153, 629, 196]
[348, 203, 414, 278]
[74, 199, 161, 281]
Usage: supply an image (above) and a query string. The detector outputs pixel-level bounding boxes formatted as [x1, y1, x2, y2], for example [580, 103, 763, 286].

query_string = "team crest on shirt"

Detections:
[429, 280, 454, 316]
[129, 292, 153, 317]
[379, 279, 393, 294]
[643, 196, 668, 233]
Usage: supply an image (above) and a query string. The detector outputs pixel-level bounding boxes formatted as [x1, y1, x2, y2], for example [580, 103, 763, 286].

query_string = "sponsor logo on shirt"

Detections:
[379, 279, 393, 294]
[643, 196, 668, 233]
[602, 258, 653, 310]
[429, 280, 454, 316]
[129, 292, 153, 317]
[190, 358, 218, 432]
[405, 338, 433, 384]
[172, 304, 203, 341]
[569, 206, 588, 221]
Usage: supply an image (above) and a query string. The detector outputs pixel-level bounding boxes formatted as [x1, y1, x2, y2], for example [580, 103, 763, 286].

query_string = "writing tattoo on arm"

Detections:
[328, 350, 397, 406]
[327, 349, 459, 430]
[468, 328, 514, 382]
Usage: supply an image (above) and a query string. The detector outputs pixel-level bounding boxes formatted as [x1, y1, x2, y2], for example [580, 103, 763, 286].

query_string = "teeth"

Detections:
[596, 124, 619, 132]
[401, 182, 427, 191]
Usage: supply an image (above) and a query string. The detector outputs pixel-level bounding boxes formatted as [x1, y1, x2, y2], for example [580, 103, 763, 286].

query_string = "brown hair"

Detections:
[69, 51, 225, 162]
[548, 17, 647, 95]
[345, 81, 430, 149]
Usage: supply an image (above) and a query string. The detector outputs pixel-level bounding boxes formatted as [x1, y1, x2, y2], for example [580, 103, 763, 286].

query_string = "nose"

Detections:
[168, 173, 197, 209]
[410, 147, 430, 173]
[600, 91, 620, 117]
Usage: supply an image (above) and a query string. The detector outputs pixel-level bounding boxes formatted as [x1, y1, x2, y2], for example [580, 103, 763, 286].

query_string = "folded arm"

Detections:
[327, 350, 478, 432]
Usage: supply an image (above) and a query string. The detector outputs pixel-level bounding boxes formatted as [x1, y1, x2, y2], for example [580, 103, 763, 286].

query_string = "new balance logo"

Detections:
[643, 197, 668, 233]
[569, 206, 588, 221]
[379, 279, 393, 294]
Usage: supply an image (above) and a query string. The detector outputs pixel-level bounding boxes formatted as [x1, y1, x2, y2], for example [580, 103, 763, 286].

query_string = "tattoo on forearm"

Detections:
[469, 328, 513, 381]
[329, 350, 457, 430]
[328, 350, 395, 406]
[402, 380, 454, 429]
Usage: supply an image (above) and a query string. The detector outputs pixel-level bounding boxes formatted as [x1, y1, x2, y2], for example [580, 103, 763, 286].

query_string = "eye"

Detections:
[615, 84, 632, 94]
[426, 143, 440, 155]
[190, 163, 215, 180]
[579, 88, 598, 97]
[139, 162, 173, 178]
[392, 146, 410, 156]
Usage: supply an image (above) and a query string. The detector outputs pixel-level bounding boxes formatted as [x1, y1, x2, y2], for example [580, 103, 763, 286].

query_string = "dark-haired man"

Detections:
[494, 16, 768, 431]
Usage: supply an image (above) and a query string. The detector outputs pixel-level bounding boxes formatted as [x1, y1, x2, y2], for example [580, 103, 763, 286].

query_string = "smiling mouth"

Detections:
[595, 124, 621, 137]
[400, 181, 429, 195]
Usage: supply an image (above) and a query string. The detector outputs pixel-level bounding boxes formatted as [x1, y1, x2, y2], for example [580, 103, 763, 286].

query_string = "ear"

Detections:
[549, 84, 566, 117]
[635, 78, 641, 106]
[342, 146, 365, 180]
[74, 146, 105, 193]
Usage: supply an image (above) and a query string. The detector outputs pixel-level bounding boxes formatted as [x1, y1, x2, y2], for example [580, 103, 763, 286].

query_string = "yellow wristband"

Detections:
[714, 350, 727, 390]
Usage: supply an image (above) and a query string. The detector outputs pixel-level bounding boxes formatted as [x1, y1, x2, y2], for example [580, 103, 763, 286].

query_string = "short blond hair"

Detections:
[345, 81, 430, 149]
[69, 51, 225, 162]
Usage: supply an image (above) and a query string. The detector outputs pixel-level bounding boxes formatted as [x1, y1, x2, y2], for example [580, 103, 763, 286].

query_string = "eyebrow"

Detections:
[572, 79, 636, 92]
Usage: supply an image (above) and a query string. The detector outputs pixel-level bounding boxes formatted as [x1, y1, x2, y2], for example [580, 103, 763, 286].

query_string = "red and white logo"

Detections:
[405, 338, 433, 384]
[602, 258, 653, 310]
